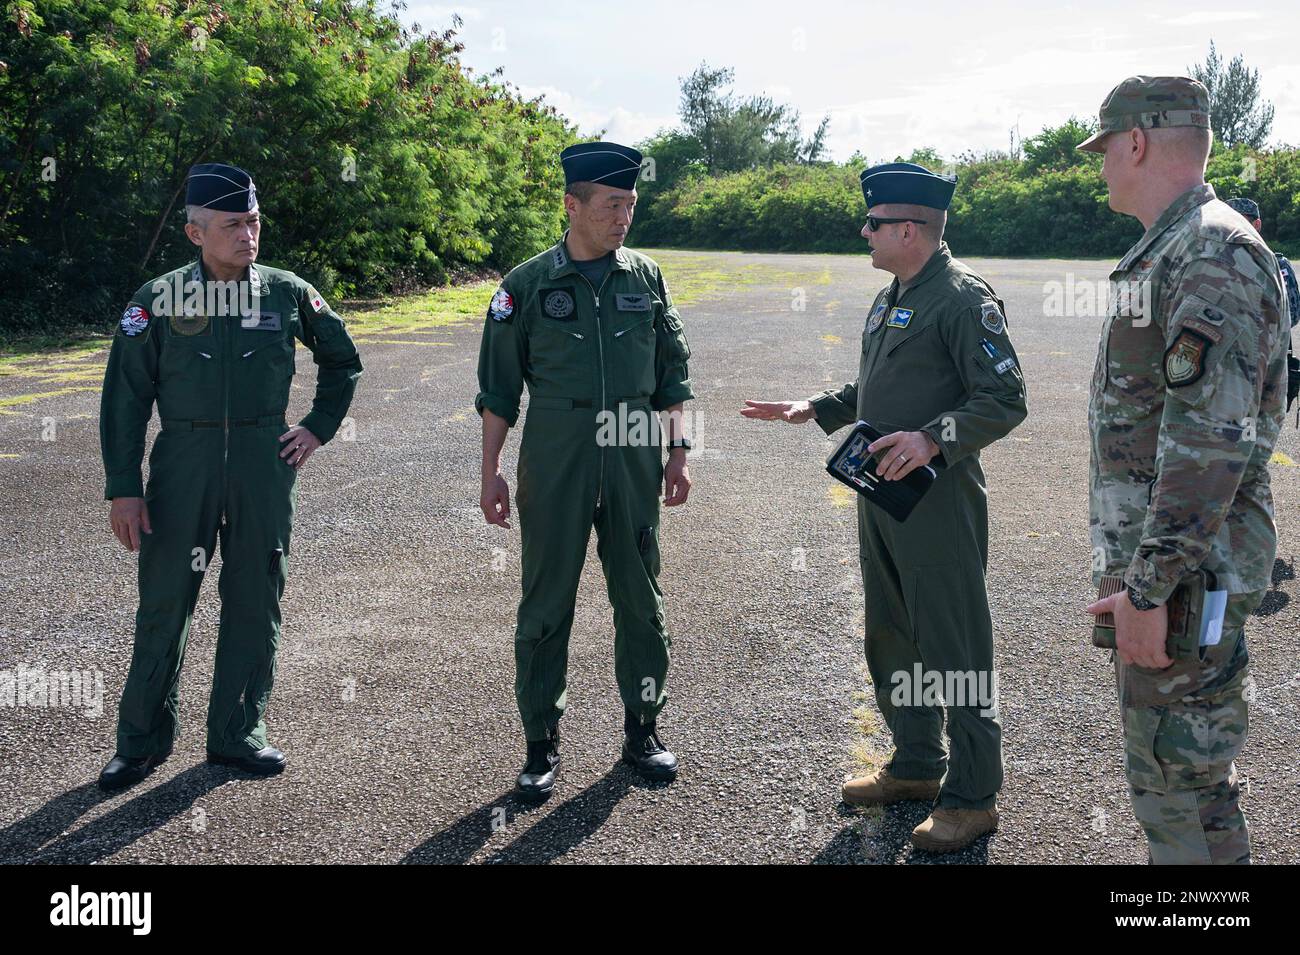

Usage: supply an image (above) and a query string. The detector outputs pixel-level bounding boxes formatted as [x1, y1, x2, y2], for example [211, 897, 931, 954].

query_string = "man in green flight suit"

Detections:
[476, 142, 694, 801]
[743, 162, 1027, 852]
[98, 163, 363, 790]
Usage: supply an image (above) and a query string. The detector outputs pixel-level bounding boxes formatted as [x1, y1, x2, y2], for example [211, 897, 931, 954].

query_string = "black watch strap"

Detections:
[1126, 583, 1158, 611]
[667, 438, 692, 451]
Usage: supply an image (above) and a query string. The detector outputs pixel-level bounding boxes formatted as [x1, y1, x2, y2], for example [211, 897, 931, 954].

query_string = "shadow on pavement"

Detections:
[812, 801, 992, 865]
[0, 764, 237, 863]
[404, 767, 642, 864]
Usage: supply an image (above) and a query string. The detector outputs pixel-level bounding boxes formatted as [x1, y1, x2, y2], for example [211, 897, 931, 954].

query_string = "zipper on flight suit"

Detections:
[574, 269, 614, 512]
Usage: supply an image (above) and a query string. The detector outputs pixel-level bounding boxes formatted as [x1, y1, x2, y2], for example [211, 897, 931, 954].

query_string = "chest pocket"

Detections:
[237, 326, 296, 381]
[884, 319, 934, 357]
[611, 291, 658, 398]
[160, 327, 218, 380]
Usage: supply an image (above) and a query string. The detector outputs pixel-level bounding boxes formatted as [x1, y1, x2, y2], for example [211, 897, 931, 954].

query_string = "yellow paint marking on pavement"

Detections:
[0, 387, 100, 409]
[349, 338, 452, 346]
[827, 484, 855, 508]
[821, 334, 842, 344]
[1271, 451, 1296, 467]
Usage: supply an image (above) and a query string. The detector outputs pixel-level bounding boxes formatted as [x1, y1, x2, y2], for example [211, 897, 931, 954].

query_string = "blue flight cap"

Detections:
[186, 163, 257, 212]
[859, 162, 956, 210]
[560, 142, 643, 191]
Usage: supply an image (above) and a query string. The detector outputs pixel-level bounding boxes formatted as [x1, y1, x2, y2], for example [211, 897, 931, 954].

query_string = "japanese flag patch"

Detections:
[119, 305, 150, 337]
[306, 285, 327, 314]
[488, 287, 514, 323]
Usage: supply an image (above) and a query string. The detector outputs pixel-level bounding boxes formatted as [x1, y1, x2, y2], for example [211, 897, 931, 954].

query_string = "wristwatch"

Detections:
[667, 438, 692, 452]
[1126, 583, 1158, 611]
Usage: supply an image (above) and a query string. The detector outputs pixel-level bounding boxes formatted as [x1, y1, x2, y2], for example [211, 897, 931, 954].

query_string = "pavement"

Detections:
[1, 248, 1297, 864]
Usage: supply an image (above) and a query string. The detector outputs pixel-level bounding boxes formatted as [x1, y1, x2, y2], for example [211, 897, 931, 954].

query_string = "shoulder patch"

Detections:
[867, 301, 887, 334]
[979, 301, 1006, 335]
[119, 305, 151, 338]
[306, 285, 327, 314]
[1164, 328, 1211, 387]
[488, 287, 514, 323]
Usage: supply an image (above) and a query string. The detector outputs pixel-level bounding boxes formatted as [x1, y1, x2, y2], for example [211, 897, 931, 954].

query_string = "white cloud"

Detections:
[1165, 11, 1263, 26]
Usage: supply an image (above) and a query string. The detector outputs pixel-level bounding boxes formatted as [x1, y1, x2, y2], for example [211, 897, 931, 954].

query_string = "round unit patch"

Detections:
[119, 305, 150, 337]
[488, 288, 514, 322]
[170, 311, 210, 336]
[543, 289, 575, 319]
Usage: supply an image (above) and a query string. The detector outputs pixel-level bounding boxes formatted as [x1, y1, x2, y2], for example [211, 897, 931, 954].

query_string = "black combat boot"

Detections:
[515, 726, 560, 801]
[621, 711, 678, 782]
[98, 747, 171, 792]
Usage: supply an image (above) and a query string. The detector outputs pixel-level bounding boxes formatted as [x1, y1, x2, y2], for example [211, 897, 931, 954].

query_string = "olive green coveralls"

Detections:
[809, 244, 1027, 810]
[100, 260, 362, 758]
[476, 235, 693, 741]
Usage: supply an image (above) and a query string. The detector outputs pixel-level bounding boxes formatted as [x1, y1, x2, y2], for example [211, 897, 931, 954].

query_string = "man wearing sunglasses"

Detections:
[742, 161, 1027, 853]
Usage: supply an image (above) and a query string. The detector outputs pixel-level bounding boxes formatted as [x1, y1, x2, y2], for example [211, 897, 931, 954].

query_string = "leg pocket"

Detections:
[1123, 706, 1168, 792]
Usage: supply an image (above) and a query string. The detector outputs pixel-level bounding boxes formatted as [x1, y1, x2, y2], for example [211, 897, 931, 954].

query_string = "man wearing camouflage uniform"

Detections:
[1224, 197, 1300, 416]
[1081, 77, 1289, 864]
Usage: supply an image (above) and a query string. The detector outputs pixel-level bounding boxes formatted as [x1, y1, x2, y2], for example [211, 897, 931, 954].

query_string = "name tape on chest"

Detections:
[241, 311, 282, 332]
[615, 293, 651, 311]
[886, 307, 913, 329]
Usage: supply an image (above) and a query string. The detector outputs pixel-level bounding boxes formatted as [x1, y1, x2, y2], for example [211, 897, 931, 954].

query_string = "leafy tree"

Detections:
[675, 62, 828, 174]
[0, 0, 576, 336]
[1190, 40, 1274, 148]
[1021, 117, 1098, 173]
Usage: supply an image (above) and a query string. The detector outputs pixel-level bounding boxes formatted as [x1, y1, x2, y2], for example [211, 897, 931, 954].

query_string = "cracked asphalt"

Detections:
[1, 249, 1297, 864]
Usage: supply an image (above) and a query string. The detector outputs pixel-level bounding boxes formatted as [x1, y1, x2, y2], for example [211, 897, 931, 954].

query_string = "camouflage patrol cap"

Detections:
[1225, 197, 1261, 220]
[1076, 75, 1211, 153]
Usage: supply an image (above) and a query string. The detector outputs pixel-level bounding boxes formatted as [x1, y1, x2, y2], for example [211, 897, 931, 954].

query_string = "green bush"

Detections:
[633, 141, 1300, 260]
[0, 0, 576, 337]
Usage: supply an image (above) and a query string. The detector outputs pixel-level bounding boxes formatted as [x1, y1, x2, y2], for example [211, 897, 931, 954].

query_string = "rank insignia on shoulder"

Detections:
[488, 287, 514, 323]
[1164, 328, 1211, 387]
[542, 288, 575, 319]
[886, 307, 913, 328]
[980, 301, 1006, 335]
[867, 302, 887, 333]
[119, 305, 150, 337]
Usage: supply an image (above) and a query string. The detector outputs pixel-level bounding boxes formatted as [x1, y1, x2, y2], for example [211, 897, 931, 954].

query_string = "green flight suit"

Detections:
[475, 234, 693, 742]
[100, 260, 362, 759]
[808, 243, 1027, 810]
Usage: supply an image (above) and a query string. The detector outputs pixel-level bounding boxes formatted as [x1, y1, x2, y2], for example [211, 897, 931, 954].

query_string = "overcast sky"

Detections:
[404, 0, 1298, 164]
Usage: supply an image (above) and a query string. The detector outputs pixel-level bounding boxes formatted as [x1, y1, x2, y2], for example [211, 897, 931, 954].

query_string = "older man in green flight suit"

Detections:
[744, 162, 1027, 852]
[477, 142, 694, 801]
[98, 163, 363, 790]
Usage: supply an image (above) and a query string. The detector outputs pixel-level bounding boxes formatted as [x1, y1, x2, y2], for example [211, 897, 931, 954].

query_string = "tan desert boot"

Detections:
[842, 766, 942, 806]
[910, 806, 1000, 852]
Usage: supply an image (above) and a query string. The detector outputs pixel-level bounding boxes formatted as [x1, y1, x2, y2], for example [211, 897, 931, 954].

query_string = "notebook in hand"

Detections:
[825, 420, 939, 523]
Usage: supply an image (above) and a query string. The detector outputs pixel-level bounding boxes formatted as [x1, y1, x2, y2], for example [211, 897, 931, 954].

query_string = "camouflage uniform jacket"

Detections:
[1089, 183, 1289, 602]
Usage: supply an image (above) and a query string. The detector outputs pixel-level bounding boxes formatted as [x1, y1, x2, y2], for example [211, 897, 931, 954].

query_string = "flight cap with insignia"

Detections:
[186, 162, 258, 212]
[859, 162, 956, 211]
[560, 142, 643, 191]
[1076, 76, 1210, 153]
[1225, 197, 1261, 220]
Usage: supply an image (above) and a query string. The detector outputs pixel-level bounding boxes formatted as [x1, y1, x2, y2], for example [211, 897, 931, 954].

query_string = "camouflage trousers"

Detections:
[1116, 591, 1261, 865]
